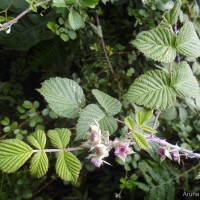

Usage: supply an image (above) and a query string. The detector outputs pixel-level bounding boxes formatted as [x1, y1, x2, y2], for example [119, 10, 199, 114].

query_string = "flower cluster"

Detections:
[158, 146, 180, 164]
[85, 121, 134, 168]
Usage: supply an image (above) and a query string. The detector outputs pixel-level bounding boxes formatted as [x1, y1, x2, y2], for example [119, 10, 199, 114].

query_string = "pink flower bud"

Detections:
[158, 146, 167, 159]
[171, 151, 180, 163]
[114, 141, 134, 162]
[91, 157, 103, 168]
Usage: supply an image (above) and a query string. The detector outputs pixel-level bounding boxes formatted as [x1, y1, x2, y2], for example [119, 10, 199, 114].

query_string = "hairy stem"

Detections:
[0, 0, 51, 31]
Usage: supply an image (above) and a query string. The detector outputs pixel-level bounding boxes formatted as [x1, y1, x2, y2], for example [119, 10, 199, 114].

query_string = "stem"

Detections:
[168, 62, 172, 77]
[0, 0, 51, 31]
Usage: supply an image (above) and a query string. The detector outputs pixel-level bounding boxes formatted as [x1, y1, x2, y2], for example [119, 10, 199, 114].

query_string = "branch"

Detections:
[0, 0, 51, 31]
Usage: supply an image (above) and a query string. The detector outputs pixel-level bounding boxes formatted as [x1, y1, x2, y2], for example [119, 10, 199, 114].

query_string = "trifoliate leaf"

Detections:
[48, 128, 71, 149]
[69, 11, 84, 30]
[76, 104, 117, 140]
[132, 27, 176, 63]
[56, 151, 81, 182]
[30, 151, 48, 178]
[135, 109, 153, 126]
[27, 130, 46, 150]
[37, 77, 85, 119]
[171, 62, 200, 99]
[133, 132, 149, 149]
[0, 139, 32, 173]
[124, 70, 176, 110]
[161, 0, 181, 26]
[176, 22, 200, 58]
[92, 89, 121, 115]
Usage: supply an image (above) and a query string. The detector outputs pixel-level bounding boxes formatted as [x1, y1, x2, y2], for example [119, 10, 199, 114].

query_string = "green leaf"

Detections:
[56, 151, 81, 182]
[124, 70, 176, 110]
[82, 0, 99, 7]
[27, 130, 46, 150]
[171, 62, 200, 99]
[92, 89, 121, 115]
[52, 0, 66, 7]
[30, 151, 48, 178]
[132, 27, 176, 63]
[0, 139, 32, 173]
[176, 22, 200, 58]
[133, 132, 149, 149]
[48, 128, 71, 149]
[76, 104, 117, 140]
[68, 11, 84, 31]
[135, 109, 153, 126]
[37, 77, 85, 119]
[141, 125, 157, 134]
[162, 0, 181, 26]
[124, 116, 134, 131]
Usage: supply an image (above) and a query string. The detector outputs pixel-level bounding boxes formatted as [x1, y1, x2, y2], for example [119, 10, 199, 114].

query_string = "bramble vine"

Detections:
[0, 0, 200, 189]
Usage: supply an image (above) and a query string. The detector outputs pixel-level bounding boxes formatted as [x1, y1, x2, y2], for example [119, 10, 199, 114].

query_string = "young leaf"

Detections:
[27, 130, 46, 150]
[124, 70, 176, 110]
[133, 132, 149, 149]
[69, 11, 84, 30]
[135, 109, 153, 126]
[76, 104, 117, 140]
[141, 125, 157, 134]
[92, 89, 121, 115]
[171, 62, 200, 99]
[131, 27, 176, 63]
[30, 151, 48, 178]
[176, 22, 200, 58]
[56, 151, 81, 182]
[124, 116, 134, 131]
[48, 128, 71, 149]
[161, 0, 181, 26]
[37, 77, 85, 119]
[0, 139, 32, 173]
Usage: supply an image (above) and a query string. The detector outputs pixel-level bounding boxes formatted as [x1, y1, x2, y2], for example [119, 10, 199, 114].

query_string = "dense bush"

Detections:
[0, 0, 200, 199]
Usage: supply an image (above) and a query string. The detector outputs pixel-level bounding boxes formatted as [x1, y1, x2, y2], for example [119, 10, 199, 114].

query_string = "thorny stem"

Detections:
[0, 0, 51, 31]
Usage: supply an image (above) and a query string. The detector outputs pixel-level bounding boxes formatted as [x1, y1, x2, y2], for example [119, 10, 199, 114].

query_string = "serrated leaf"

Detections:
[141, 125, 157, 133]
[135, 109, 153, 126]
[76, 104, 117, 140]
[30, 151, 48, 178]
[37, 77, 85, 119]
[92, 89, 121, 115]
[56, 151, 81, 182]
[132, 27, 176, 63]
[161, 0, 181, 26]
[176, 22, 200, 57]
[124, 70, 176, 110]
[27, 130, 46, 150]
[68, 11, 84, 30]
[124, 116, 134, 130]
[133, 132, 149, 149]
[48, 128, 71, 149]
[0, 139, 32, 173]
[171, 62, 200, 98]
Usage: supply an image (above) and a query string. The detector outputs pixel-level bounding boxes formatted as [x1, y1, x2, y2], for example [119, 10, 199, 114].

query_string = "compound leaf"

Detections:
[30, 151, 48, 178]
[124, 70, 176, 110]
[176, 22, 200, 58]
[171, 62, 200, 98]
[56, 151, 81, 182]
[132, 27, 176, 63]
[48, 128, 71, 149]
[37, 77, 85, 119]
[0, 139, 32, 173]
[133, 132, 149, 150]
[27, 130, 46, 150]
[92, 89, 121, 115]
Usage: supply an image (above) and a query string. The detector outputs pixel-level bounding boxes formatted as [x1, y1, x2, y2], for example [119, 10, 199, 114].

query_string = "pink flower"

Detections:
[89, 122, 101, 144]
[171, 151, 180, 164]
[91, 157, 103, 168]
[114, 141, 134, 162]
[158, 146, 171, 161]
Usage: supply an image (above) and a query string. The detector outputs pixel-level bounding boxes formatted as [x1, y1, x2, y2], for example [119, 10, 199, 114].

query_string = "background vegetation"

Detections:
[0, 0, 200, 199]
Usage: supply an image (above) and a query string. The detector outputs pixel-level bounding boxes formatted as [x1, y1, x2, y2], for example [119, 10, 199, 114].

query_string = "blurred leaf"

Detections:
[135, 109, 153, 126]
[68, 11, 84, 30]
